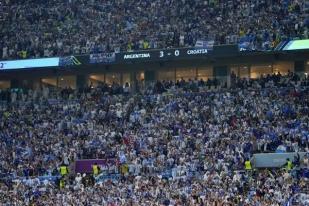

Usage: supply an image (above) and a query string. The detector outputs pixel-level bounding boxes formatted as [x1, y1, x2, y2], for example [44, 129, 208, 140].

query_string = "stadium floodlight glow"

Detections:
[283, 39, 309, 51]
[0, 57, 60, 70]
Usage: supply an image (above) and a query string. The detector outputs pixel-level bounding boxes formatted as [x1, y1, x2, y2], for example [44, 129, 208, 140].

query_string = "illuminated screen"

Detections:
[283, 39, 309, 51]
[0, 58, 60, 70]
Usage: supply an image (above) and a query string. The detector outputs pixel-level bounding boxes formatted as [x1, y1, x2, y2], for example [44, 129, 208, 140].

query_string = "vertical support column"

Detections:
[144, 70, 155, 87]
[120, 73, 124, 86]
[213, 66, 228, 88]
[76, 75, 87, 89]
[32, 78, 42, 90]
[11, 79, 21, 89]
[226, 67, 231, 88]
[174, 68, 177, 82]
[294, 61, 305, 77]
[56, 76, 59, 88]
[130, 71, 137, 93]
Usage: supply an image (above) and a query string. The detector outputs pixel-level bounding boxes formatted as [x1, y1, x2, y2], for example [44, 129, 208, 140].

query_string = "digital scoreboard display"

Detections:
[2, 40, 308, 71]
[116, 48, 210, 63]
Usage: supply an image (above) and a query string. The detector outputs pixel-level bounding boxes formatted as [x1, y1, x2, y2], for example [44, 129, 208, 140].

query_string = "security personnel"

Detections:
[127, 42, 133, 51]
[21, 50, 27, 59]
[3, 112, 10, 118]
[120, 163, 129, 176]
[285, 158, 293, 171]
[92, 163, 100, 176]
[18, 50, 27, 59]
[59, 178, 65, 189]
[245, 159, 252, 170]
[59, 164, 69, 176]
[143, 40, 149, 49]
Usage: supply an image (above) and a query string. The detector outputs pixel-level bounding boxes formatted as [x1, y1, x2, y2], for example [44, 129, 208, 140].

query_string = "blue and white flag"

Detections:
[195, 40, 214, 50]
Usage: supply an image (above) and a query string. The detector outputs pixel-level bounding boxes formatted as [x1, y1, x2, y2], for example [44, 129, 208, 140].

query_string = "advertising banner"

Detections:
[239, 38, 309, 52]
[253, 152, 307, 168]
[59, 55, 89, 67]
[90, 53, 116, 64]
[75, 159, 116, 173]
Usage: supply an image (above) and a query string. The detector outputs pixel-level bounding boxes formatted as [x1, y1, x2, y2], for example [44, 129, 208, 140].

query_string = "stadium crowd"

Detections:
[0, 0, 309, 60]
[0, 72, 309, 205]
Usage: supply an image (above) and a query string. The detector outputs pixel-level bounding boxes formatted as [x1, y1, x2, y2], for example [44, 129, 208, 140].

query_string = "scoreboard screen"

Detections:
[116, 48, 210, 63]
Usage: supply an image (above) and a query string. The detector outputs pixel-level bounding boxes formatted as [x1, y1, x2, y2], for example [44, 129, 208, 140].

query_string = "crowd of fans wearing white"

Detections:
[0, 0, 308, 60]
[0, 72, 309, 205]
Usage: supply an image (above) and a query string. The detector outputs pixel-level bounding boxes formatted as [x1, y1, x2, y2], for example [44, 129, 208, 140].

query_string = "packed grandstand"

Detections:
[0, 72, 308, 205]
[1, 0, 309, 205]
[0, 0, 308, 59]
